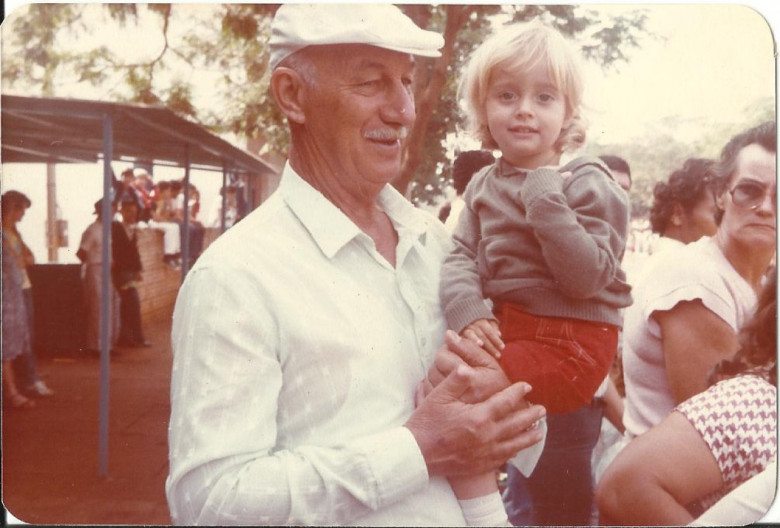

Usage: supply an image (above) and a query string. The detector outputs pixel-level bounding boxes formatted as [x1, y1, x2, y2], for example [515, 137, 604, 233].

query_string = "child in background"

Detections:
[440, 22, 632, 525]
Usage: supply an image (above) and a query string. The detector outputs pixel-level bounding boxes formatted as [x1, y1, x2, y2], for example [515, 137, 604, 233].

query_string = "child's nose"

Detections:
[515, 96, 533, 116]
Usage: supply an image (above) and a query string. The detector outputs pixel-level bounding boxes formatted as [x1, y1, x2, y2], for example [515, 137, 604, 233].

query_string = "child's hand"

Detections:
[461, 319, 504, 358]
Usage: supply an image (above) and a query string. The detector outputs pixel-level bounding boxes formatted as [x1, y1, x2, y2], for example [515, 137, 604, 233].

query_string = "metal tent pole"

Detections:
[180, 146, 191, 284]
[99, 113, 113, 477]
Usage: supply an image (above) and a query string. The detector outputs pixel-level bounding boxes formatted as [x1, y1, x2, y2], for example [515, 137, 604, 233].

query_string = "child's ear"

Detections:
[563, 112, 574, 130]
[561, 108, 575, 134]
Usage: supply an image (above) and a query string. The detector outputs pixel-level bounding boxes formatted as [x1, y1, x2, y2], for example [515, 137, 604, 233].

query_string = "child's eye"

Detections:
[537, 93, 556, 103]
[499, 91, 517, 101]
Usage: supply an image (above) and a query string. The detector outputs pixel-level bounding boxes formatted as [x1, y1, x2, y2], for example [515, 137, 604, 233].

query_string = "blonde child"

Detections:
[440, 22, 632, 525]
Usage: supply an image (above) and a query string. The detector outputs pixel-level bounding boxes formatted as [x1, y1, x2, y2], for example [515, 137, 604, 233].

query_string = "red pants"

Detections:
[497, 304, 617, 415]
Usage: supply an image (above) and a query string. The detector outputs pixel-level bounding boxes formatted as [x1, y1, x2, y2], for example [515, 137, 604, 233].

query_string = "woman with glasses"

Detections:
[619, 121, 776, 442]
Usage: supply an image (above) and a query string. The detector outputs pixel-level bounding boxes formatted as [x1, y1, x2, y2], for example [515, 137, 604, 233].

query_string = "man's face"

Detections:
[121, 202, 139, 224]
[717, 143, 776, 250]
[298, 45, 417, 192]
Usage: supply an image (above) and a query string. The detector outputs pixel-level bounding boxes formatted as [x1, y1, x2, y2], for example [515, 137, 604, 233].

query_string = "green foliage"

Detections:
[1, 3, 84, 94]
[590, 95, 775, 219]
[2, 3, 650, 205]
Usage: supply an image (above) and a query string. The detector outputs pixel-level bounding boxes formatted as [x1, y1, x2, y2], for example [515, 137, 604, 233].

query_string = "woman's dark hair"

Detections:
[709, 268, 777, 386]
[649, 158, 716, 235]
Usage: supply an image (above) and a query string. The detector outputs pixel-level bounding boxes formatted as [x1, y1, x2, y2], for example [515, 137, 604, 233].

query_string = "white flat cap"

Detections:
[269, 4, 444, 70]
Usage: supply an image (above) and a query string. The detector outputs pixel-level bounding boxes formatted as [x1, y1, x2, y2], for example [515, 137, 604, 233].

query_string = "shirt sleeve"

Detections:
[521, 163, 629, 299]
[676, 376, 777, 506]
[440, 185, 497, 333]
[640, 250, 746, 332]
[166, 264, 430, 525]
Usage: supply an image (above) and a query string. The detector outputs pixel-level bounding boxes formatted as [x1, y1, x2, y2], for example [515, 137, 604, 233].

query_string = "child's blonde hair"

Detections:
[459, 21, 587, 153]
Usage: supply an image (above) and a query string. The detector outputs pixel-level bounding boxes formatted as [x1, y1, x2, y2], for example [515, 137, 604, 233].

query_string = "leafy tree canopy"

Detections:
[3, 3, 652, 206]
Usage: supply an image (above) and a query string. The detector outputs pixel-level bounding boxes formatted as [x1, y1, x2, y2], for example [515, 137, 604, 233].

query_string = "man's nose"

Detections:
[383, 81, 416, 126]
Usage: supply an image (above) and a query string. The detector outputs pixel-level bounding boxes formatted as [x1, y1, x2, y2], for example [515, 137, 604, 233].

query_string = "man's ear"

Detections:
[270, 67, 307, 124]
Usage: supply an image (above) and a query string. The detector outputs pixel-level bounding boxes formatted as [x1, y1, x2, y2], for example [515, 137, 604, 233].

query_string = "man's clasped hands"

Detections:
[406, 329, 546, 478]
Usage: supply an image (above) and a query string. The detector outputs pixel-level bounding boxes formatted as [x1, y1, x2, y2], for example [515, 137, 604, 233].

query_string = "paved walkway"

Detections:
[3, 313, 174, 525]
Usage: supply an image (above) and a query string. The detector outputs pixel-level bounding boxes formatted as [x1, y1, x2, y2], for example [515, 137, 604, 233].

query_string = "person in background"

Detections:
[114, 196, 150, 348]
[2, 190, 54, 398]
[621, 121, 776, 443]
[119, 168, 146, 211]
[648, 157, 719, 255]
[172, 180, 205, 269]
[440, 21, 631, 525]
[77, 199, 120, 355]
[2, 192, 37, 409]
[149, 180, 182, 269]
[166, 5, 545, 525]
[440, 149, 495, 232]
[208, 184, 240, 229]
[597, 269, 777, 525]
[599, 154, 632, 192]
[132, 169, 155, 223]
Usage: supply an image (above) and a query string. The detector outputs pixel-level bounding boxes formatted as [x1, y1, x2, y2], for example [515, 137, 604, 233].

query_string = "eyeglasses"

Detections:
[729, 180, 777, 211]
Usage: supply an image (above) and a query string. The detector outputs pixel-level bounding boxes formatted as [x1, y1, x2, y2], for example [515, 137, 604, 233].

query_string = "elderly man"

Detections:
[166, 4, 545, 525]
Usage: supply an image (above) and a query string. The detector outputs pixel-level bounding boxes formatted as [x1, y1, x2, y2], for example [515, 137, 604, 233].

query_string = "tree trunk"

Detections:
[393, 5, 473, 197]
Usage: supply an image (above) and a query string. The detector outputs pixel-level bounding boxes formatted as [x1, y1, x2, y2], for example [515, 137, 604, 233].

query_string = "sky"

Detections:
[582, 3, 776, 144]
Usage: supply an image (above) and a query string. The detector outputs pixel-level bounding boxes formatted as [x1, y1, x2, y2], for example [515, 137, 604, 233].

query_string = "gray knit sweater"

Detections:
[440, 156, 633, 332]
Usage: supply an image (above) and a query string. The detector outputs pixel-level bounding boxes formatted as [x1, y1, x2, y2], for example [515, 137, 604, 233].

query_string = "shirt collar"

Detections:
[496, 158, 528, 178]
[279, 162, 428, 259]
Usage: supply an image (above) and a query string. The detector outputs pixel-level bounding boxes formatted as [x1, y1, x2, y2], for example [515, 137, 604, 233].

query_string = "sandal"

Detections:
[8, 392, 35, 409]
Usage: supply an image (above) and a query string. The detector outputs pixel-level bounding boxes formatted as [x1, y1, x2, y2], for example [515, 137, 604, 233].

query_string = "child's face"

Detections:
[485, 61, 570, 169]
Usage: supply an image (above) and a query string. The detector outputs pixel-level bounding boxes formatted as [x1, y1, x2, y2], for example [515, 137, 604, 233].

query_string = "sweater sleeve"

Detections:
[521, 160, 629, 299]
[439, 186, 496, 333]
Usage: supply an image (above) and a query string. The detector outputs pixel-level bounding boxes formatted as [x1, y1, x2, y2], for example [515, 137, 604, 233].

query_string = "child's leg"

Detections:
[450, 473, 510, 526]
[449, 472, 499, 500]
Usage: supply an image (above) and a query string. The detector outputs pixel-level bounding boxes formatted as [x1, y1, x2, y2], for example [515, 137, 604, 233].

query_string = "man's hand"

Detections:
[461, 319, 504, 358]
[422, 330, 511, 403]
[406, 364, 546, 477]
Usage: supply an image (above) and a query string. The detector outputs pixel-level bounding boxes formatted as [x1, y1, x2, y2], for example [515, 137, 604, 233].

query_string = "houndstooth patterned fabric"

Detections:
[676, 374, 777, 510]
